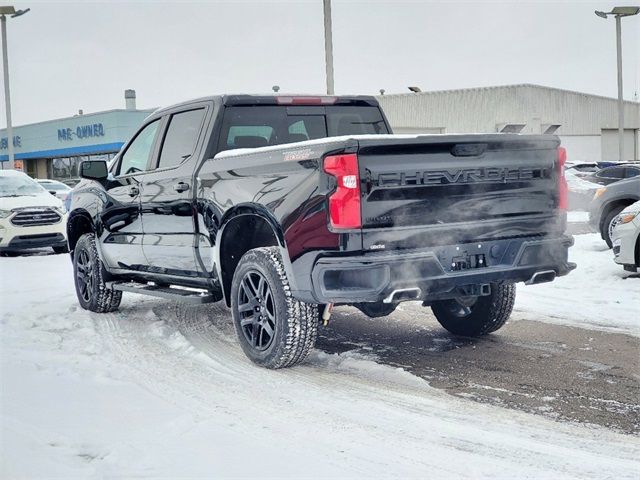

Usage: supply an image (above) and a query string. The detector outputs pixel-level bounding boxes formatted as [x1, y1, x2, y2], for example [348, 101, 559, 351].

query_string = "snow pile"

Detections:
[1, 251, 639, 478]
[515, 233, 640, 337]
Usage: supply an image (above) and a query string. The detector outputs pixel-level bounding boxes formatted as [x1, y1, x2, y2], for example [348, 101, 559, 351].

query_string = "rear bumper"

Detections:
[297, 235, 575, 304]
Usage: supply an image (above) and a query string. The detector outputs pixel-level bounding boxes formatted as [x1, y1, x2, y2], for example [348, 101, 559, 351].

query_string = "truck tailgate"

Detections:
[357, 134, 564, 250]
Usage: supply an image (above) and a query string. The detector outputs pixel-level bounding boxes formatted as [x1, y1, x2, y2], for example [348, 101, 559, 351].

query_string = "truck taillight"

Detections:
[557, 146, 568, 210]
[323, 153, 362, 229]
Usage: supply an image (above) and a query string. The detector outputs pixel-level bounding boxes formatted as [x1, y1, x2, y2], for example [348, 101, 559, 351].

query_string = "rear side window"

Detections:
[597, 167, 625, 179]
[218, 105, 388, 152]
[157, 109, 205, 169]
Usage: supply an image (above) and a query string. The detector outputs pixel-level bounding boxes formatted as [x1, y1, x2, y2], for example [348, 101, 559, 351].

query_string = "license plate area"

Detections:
[450, 252, 487, 271]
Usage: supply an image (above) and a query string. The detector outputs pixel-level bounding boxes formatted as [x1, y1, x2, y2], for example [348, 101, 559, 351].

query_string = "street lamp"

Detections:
[1, 5, 30, 170]
[594, 6, 640, 162]
[323, 0, 334, 95]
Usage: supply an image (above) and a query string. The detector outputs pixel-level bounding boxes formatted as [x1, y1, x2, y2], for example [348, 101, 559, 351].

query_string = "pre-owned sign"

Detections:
[58, 123, 105, 141]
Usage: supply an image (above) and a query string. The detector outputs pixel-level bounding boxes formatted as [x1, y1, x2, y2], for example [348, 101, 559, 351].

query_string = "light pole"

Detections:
[594, 6, 640, 162]
[323, 0, 334, 95]
[1, 5, 29, 170]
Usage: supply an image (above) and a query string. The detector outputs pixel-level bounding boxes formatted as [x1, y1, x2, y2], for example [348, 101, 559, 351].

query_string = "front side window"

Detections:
[157, 109, 205, 169]
[118, 120, 160, 175]
[597, 167, 625, 179]
[625, 167, 640, 178]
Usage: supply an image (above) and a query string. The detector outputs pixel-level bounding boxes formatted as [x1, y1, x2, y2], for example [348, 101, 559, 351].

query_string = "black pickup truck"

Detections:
[68, 94, 574, 368]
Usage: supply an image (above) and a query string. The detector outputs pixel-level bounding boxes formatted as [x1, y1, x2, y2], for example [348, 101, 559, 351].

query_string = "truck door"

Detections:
[139, 107, 208, 276]
[100, 119, 161, 270]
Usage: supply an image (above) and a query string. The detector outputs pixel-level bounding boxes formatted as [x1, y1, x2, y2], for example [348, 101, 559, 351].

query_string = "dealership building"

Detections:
[0, 90, 154, 181]
[2, 84, 639, 180]
[377, 84, 640, 162]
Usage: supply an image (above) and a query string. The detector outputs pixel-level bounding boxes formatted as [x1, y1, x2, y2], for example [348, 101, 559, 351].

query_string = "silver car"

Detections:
[611, 200, 640, 272]
[36, 179, 72, 202]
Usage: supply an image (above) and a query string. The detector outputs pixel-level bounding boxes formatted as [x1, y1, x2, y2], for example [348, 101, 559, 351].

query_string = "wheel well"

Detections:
[600, 200, 634, 231]
[220, 215, 279, 305]
[67, 213, 94, 255]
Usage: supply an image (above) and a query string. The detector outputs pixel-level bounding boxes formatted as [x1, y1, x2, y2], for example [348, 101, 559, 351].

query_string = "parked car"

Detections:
[611, 201, 640, 272]
[586, 164, 640, 186]
[37, 179, 72, 202]
[589, 177, 640, 247]
[564, 168, 599, 210]
[0, 170, 69, 255]
[66, 94, 574, 369]
[565, 162, 599, 178]
[61, 178, 81, 188]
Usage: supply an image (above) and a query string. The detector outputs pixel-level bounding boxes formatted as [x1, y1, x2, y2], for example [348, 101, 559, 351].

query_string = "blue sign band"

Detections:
[0, 142, 124, 161]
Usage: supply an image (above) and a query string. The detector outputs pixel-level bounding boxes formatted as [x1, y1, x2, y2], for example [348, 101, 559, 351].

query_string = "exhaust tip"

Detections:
[525, 270, 556, 285]
[383, 287, 421, 304]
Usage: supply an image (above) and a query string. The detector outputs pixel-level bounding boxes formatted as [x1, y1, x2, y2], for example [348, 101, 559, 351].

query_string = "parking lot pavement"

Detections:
[317, 303, 640, 435]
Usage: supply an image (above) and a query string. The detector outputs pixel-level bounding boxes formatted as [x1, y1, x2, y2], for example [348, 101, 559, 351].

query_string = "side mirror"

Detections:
[49, 190, 57, 196]
[80, 160, 108, 180]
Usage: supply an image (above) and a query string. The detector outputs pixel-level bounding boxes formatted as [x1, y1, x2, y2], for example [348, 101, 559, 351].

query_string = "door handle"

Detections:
[128, 186, 140, 197]
[174, 182, 190, 193]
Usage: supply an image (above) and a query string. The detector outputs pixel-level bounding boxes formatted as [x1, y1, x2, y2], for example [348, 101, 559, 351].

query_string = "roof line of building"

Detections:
[378, 83, 640, 105]
[1, 108, 157, 131]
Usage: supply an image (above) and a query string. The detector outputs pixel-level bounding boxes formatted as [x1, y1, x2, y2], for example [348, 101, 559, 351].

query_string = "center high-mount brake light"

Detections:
[323, 153, 362, 229]
[557, 146, 568, 210]
[276, 96, 337, 105]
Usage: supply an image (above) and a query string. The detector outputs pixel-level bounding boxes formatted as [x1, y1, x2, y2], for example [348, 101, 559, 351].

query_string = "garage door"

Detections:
[601, 129, 637, 161]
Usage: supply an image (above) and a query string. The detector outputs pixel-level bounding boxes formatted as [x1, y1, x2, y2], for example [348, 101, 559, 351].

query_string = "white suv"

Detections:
[0, 170, 68, 255]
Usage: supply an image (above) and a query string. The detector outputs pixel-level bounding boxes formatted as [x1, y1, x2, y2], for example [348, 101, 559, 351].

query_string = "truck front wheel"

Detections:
[430, 283, 515, 337]
[230, 247, 318, 369]
[73, 233, 122, 313]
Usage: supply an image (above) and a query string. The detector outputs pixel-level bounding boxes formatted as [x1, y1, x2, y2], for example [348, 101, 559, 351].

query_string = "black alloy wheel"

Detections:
[72, 233, 122, 313]
[237, 270, 276, 351]
[75, 248, 94, 303]
[230, 247, 318, 368]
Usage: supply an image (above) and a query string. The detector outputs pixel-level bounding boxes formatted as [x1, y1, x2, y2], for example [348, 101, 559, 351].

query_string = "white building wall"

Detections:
[377, 84, 640, 161]
[557, 136, 601, 163]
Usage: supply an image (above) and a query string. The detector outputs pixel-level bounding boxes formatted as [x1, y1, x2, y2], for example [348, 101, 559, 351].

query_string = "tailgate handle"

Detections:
[451, 143, 487, 157]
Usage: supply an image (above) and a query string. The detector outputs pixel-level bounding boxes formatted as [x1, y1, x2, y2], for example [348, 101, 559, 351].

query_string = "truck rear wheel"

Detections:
[430, 283, 515, 337]
[230, 247, 318, 369]
[73, 233, 122, 313]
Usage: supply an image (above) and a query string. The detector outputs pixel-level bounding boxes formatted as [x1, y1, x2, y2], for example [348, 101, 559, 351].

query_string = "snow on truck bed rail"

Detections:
[213, 132, 552, 160]
[1, 235, 639, 478]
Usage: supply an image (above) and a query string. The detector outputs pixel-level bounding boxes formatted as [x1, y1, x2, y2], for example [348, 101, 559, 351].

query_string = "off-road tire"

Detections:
[602, 206, 625, 248]
[73, 233, 122, 313]
[230, 247, 318, 369]
[53, 245, 69, 254]
[431, 283, 515, 337]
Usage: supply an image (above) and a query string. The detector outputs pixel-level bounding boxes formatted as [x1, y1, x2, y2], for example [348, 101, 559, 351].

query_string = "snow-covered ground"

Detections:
[1, 235, 639, 478]
[514, 233, 640, 337]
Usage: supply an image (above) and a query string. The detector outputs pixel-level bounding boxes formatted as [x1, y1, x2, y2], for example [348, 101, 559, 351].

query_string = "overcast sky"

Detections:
[2, 0, 639, 126]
